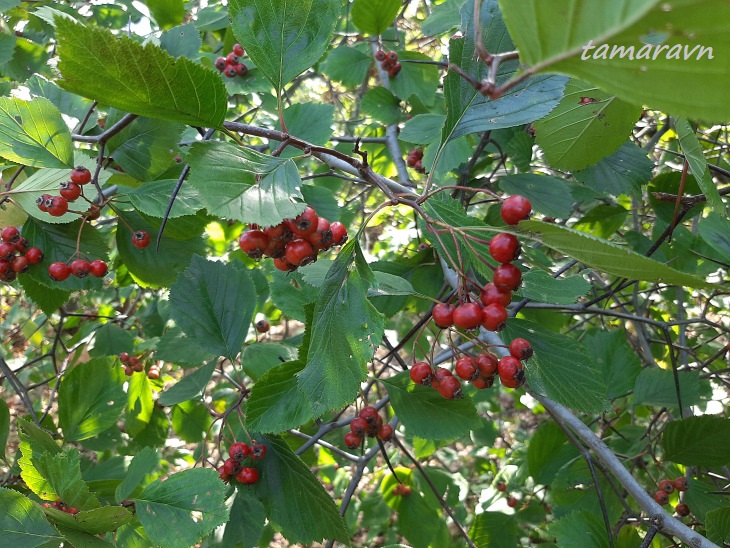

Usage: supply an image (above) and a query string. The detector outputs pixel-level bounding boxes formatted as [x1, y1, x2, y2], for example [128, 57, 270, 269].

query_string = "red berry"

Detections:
[48, 262, 71, 281]
[68, 507, 79, 515]
[654, 490, 669, 505]
[273, 256, 296, 272]
[509, 338, 533, 360]
[11, 255, 29, 274]
[0, 243, 15, 261]
[234, 63, 248, 77]
[214, 56, 227, 71]
[437, 375, 462, 399]
[290, 206, 319, 237]
[329, 222, 348, 246]
[264, 222, 292, 242]
[455, 356, 478, 380]
[452, 302, 483, 330]
[409, 361, 433, 386]
[218, 466, 230, 481]
[24, 247, 44, 265]
[377, 424, 394, 441]
[147, 368, 160, 379]
[132, 230, 151, 249]
[233, 43, 244, 56]
[471, 376, 493, 389]
[500, 195, 532, 225]
[480, 282, 512, 307]
[431, 367, 453, 391]
[236, 467, 259, 484]
[674, 477, 690, 492]
[48, 196, 69, 217]
[224, 66, 237, 78]
[226, 52, 239, 65]
[1, 226, 19, 243]
[493, 263, 522, 291]
[350, 417, 368, 436]
[306, 217, 332, 249]
[255, 319, 270, 333]
[675, 503, 690, 516]
[128, 356, 143, 372]
[388, 64, 401, 78]
[222, 459, 237, 476]
[250, 442, 266, 460]
[359, 406, 380, 426]
[36, 194, 52, 212]
[658, 479, 675, 494]
[89, 259, 108, 277]
[386, 51, 398, 63]
[375, 49, 386, 61]
[498, 356, 525, 388]
[0, 270, 16, 282]
[507, 495, 518, 507]
[481, 303, 508, 332]
[70, 166, 92, 185]
[124, 365, 134, 376]
[60, 181, 82, 201]
[85, 204, 101, 221]
[476, 353, 498, 377]
[285, 239, 315, 267]
[119, 352, 130, 363]
[229, 442, 251, 459]
[432, 302, 455, 328]
[239, 230, 269, 259]
[344, 432, 362, 449]
[263, 238, 287, 259]
[14, 238, 29, 253]
[70, 259, 90, 278]
[0, 259, 9, 275]
[496, 481, 507, 492]
[489, 233, 521, 264]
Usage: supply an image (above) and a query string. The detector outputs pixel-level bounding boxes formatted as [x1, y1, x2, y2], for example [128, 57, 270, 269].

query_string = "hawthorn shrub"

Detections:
[0, 1, 729, 547]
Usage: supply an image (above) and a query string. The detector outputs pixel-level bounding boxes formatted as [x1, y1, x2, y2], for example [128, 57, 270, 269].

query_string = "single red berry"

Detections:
[0, 242, 15, 261]
[496, 481, 507, 492]
[41, 502, 51, 509]
[481, 303, 508, 332]
[306, 217, 332, 249]
[329, 222, 348, 246]
[375, 49, 386, 61]
[493, 263, 522, 291]
[48, 196, 69, 217]
[476, 353, 498, 377]
[119, 352, 130, 363]
[675, 503, 690, 516]
[147, 368, 160, 379]
[386, 51, 398, 63]
[60, 181, 82, 201]
[359, 406, 380, 425]
[507, 495, 518, 508]
[0, 259, 9, 275]
[236, 467, 259, 484]
[1, 226, 19, 243]
[233, 44, 245, 57]
[222, 458, 237, 476]
[480, 282, 512, 307]
[285, 239, 315, 267]
[85, 204, 101, 221]
[344, 432, 362, 449]
[70, 166, 92, 185]
[498, 356, 525, 388]
[432, 302, 455, 328]
[250, 442, 266, 460]
[229, 442, 251, 459]
[124, 365, 134, 376]
[471, 376, 492, 389]
[500, 195, 532, 225]
[11, 255, 29, 274]
[414, 159, 423, 171]
[658, 479, 675, 494]
[489, 233, 521, 264]
[455, 356, 478, 381]
[264, 222, 292, 242]
[255, 319, 270, 333]
[350, 417, 368, 436]
[70, 259, 90, 278]
[431, 367, 453, 391]
[509, 338, 533, 360]
[218, 467, 230, 482]
[452, 302, 483, 330]
[234, 63, 248, 77]
[214, 56, 227, 71]
[132, 230, 151, 249]
[89, 259, 108, 277]
[68, 507, 79, 515]
[14, 237, 29, 253]
[273, 256, 296, 272]
[224, 66, 237, 78]
[226, 52, 239, 65]
[239, 230, 269, 259]
[674, 477, 690, 492]
[290, 206, 319, 237]
[48, 262, 71, 281]
[36, 194, 52, 212]
[654, 490, 669, 505]
[410, 361, 433, 386]
[437, 375, 462, 399]
[377, 424, 394, 441]
[388, 64, 401, 78]
[24, 247, 44, 265]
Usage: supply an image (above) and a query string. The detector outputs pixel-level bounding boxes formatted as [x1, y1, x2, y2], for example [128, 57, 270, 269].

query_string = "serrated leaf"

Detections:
[246, 361, 314, 433]
[706, 508, 730, 545]
[229, 0, 339, 92]
[470, 512, 517, 548]
[221, 489, 265, 548]
[389, 51, 441, 107]
[269, 269, 319, 322]
[58, 358, 126, 442]
[18, 419, 62, 500]
[160, 23, 202, 58]
[573, 141, 653, 197]
[422, 0, 466, 35]
[698, 212, 730, 262]
[35, 448, 100, 511]
[241, 342, 299, 381]
[675, 117, 725, 213]
[171, 400, 211, 443]
[361, 86, 402, 126]
[381, 371, 482, 440]
[277, 103, 335, 150]
[154, 326, 215, 367]
[583, 329, 642, 400]
[520, 269, 590, 305]
[663, 416, 730, 467]
[632, 368, 705, 408]
[55, 17, 226, 127]
[0, 487, 64, 547]
[352, 0, 400, 34]
[186, 140, 306, 226]
[548, 510, 610, 548]
[499, 173, 574, 218]
[89, 323, 134, 358]
[169, 256, 256, 360]
[159, 359, 217, 406]
[0, 96, 73, 168]
[321, 45, 371, 87]
[19, 275, 70, 316]
[527, 421, 580, 485]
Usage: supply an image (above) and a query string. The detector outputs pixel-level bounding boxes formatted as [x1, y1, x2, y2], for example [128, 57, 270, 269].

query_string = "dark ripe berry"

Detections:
[128, 356, 143, 372]
[124, 365, 134, 376]
[437, 375, 462, 399]
[48, 262, 71, 281]
[500, 195, 532, 225]
[233, 43, 245, 56]
[480, 282, 512, 307]
[14, 238, 29, 253]
[377, 424, 394, 441]
[329, 222, 348, 246]
[36, 194, 52, 212]
[222, 459, 237, 476]
[409, 361, 433, 386]
[236, 467, 259, 484]
[226, 52, 239, 65]
[675, 503, 690, 516]
[658, 479, 675, 494]
[471, 376, 494, 389]
[70, 166, 92, 185]
[432, 302, 455, 328]
[89, 259, 108, 277]
[375, 49, 386, 61]
[489, 233, 521, 264]
[509, 338, 533, 360]
[388, 64, 401, 78]
[255, 319, 270, 333]
[386, 51, 398, 63]
[452, 302, 483, 330]
[132, 230, 151, 249]
[285, 239, 315, 267]
[250, 442, 266, 459]
[0, 259, 9, 275]
[344, 432, 362, 449]
[0, 243, 15, 261]
[381, 58, 393, 70]
[476, 353, 498, 377]
[239, 230, 269, 259]
[498, 356, 525, 388]
[273, 256, 296, 272]
[493, 263, 522, 291]
[229, 442, 251, 459]
[265, 222, 292, 242]
[85, 204, 101, 221]
[291, 206, 319, 237]
[119, 352, 130, 363]
[11, 255, 29, 274]
[48, 196, 69, 217]
[359, 405, 380, 425]
[455, 356, 478, 381]
[215, 56, 227, 71]
[70, 259, 90, 278]
[654, 491, 669, 505]
[60, 181, 82, 201]
[507, 495, 518, 508]
[674, 477, 690, 492]
[481, 303, 508, 332]
[234, 63, 248, 76]
[367, 414, 383, 437]
[1, 269, 16, 282]
[350, 417, 368, 436]
[224, 66, 237, 78]
[496, 481, 507, 492]
[1, 226, 19, 243]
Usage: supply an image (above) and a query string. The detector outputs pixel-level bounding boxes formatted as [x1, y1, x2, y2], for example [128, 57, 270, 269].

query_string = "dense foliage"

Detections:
[1, 1, 729, 547]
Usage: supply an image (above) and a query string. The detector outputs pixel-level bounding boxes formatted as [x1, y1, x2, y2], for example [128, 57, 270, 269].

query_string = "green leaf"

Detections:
[53, 505, 134, 536]
[574, 204, 628, 239]
[470, 511, 518, 548]
[125, 373, 154, 439]
[55, 17, 226, 127]
[422, 0, 466, 35]
[269, 269, 319, 322]
[361, 86, 402, 126]
[241, 342, 299, 381]
[154, 326, 216, 367]
[54, 526, 114, 547]
[583, 330, 642, 400]
[381, 371, 482, 440]
[171, 400, 212, 443]
[18, 275, 71, 315]
[663, 416, 730, 467]
[169, 256, 256, 360]
[499, 173, 574, 218]
[130, 406, 170, 449]
[528, 421, 580, 485]
[135, 468, 229, 548]
[147, 0, 185, 29]
[517, 220, 718, 288]
[675, 117, 725, 213]
[573, 142, 653, 197]
[399, 114, 445, 145]
[706, 508, 730, 546]
[0, 487, 64, 547]
[17, 419, 62, 500]
[246, 361, 314, 433]
[503, 319, 609, 413]
[297, 240, 385, 415]
[389, 51, 441, 107]
[35, 448, 100, 511]
[698, 212, 730, 262]
[0, 96, 73, 168]
[352, 0, 400, 34]
[89, 323, 134, 358]
[159, 359, 217, 406]
[194, 5, 229, 31]
[321, 45, 372, 87]
[221, 489, 265, 548]
[58, 358, 126, 442]
[186, 140, 306, 226]
[500, 0, 730, 122]
[683, 476, 729, 522]
[160, 23, 202, 58]
[548, 510, 611, 548]
[229, 0, 339, 92]
[255, 435, 349, 544]
[26, 75, 98, 132]
[534, 79, 640, 171]
[632, 368, 705, 408]
[277, 103, 335, 148]
[520, 269, 590, 305]
[0, 400, 9, 463]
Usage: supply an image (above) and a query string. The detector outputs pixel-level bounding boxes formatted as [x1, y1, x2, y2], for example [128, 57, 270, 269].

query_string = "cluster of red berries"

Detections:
[118, 352, 160, 379]
[48, 257, 107, 282]
[392, 483, 412, 497]
[238, 206, 348, 272]
[215, 43, 248, 78]
[406, 148, 424, 172]
[41, 500, 78, 515]
[344, 406, 393, 449]
[218, 441, 266, 485]
[374, 49, 401, 77]
[0, 226, 44, 283]
[652, 477, 691, 516]
[36, 166, 92, 217]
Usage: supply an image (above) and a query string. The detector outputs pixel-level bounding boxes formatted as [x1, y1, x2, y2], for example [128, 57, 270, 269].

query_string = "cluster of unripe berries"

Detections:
[36, 166, 92, 217]
[406, 148, 424, 173]
[41, 500, 78, 515]
[238, 206, 348, 272]
[48, 257, 108, 282]
[118, 352, 160, 379]
[652, 476, 691, 517]
[374, 49, 401, 77]
[217, 440, 266, 485]
[214, 43, 248, 78]
[0, 226, 44, 283]
[343, 406, 393, 449]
